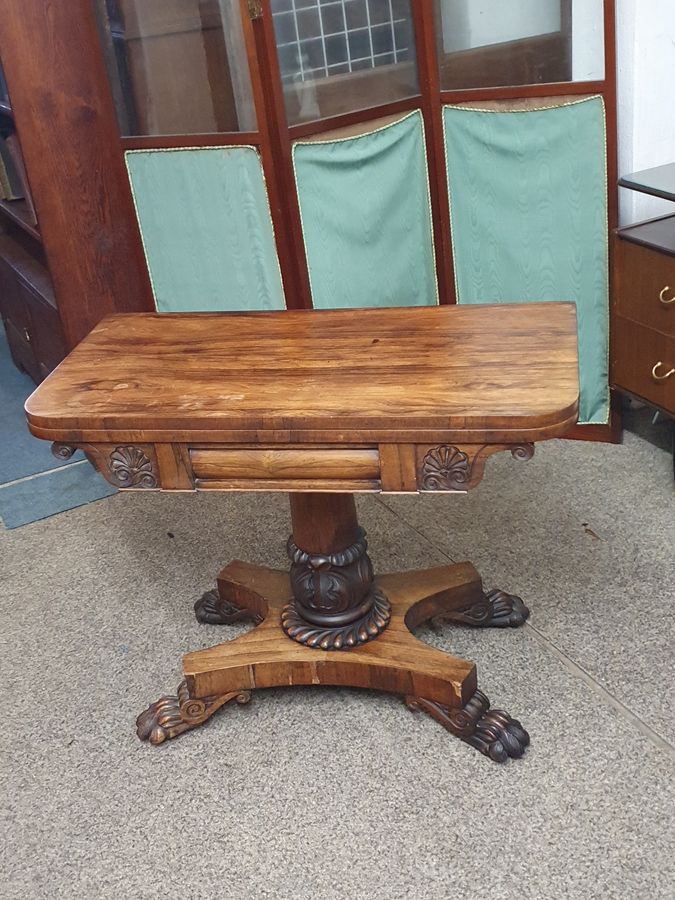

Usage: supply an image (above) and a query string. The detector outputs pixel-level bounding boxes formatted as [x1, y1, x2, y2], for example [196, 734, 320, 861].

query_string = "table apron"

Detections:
[54, 440, 535, 494]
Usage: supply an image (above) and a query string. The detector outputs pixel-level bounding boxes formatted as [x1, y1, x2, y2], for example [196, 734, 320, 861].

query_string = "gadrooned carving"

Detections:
[281, 586, 391, 651]
[420, 445, 471, 491]
[109, 446, 157, 488]
[282, 527, 391, 649]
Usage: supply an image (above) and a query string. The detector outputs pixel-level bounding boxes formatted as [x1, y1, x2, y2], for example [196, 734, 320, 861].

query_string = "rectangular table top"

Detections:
[25, 303, 579, 445]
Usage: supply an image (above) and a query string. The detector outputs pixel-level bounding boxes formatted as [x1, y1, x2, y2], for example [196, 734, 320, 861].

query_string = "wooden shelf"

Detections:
[0, 197, 40, 241]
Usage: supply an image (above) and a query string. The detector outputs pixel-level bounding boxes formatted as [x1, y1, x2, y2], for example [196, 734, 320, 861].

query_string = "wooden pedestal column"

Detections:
[281, 493, 391, 650]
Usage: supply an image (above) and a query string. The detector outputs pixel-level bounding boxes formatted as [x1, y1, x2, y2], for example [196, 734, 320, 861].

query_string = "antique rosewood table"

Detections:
[25, 303, 579, 763]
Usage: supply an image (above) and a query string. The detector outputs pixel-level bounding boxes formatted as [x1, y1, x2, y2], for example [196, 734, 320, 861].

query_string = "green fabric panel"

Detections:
[125, 147, 285, 312]
[293, 112, 438, 309]
[444, 98, 609, 425]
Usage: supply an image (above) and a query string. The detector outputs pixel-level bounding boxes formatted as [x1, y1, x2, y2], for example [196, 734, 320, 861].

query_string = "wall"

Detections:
[616, 0, 675, 224]
[572, 0, 605, 81]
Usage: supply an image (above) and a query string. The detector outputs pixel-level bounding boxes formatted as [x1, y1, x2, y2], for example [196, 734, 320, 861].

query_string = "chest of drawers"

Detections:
[612, 215, 675, 415]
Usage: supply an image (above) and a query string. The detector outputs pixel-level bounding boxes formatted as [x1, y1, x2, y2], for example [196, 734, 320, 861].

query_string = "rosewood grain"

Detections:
[135, 560, 531, 761]
[26, 304, 579, 763]
[25, 304, 579, 445]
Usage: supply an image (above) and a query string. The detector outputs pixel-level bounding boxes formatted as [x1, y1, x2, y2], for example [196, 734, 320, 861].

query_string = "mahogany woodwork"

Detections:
[612, 231, 675, 417]
[410, 0, 455, 304]
[284, 500, 387, 649]
[618, 215, 675, 258]
[0, 235, 66, 383]
[120, 132, 260, 151]
[289, 493, 359, 554]
[26, 302, 579, 761]
[612, 317, 674, 415]
[437, 32, 572, 93]
[1, 1, 617, 440]
[0, 0, 153, 349]
[25, 304, 579, 447]
[138, 560, 530, 761]
[241, 0, 312, 309]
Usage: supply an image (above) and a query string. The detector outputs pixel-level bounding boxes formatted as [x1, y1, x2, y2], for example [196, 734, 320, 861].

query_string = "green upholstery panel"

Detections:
[126, 147, 285, 312]
[444, 98, 609, 425]
[293, 111, 438, 309]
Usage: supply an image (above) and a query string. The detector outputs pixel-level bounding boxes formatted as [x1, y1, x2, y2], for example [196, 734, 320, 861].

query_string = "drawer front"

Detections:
[612, 316, 675, 414]
[615, 238, 675, 336]
[0, 258, 30, 330]
[5, 317, 39, 382]
[189, 448, 381, 491]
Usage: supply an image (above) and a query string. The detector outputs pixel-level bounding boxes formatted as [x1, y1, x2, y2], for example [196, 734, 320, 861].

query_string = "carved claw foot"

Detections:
[194, 589, 263, 626]
[136, 680, 251, 745]
[406, 689, 529, 763]
[435, 588, 530, 629]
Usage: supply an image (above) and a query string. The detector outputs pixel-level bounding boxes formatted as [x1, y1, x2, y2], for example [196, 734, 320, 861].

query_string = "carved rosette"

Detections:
[136, 680, 251, 745]
[282, 527, 391, 649]
[51, 442, 76, 461]
[511, 443, 535, 462]
[420, 446, 471, 491]
[109, 446, 157, 488]
[406, 689, 529, 763]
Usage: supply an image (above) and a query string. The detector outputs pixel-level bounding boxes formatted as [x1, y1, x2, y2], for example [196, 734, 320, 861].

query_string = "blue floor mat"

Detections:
[0, 327, 117, 528]
[0, 460, 117, 529]
[0, 330, 85, 482]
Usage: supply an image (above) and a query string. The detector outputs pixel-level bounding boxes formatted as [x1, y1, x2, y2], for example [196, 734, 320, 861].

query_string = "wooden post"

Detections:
[0, 0, 153, 348]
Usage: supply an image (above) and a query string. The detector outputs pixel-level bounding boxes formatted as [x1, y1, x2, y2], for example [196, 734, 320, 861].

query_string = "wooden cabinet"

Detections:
[0, 1, 152, 379]
[0, 232, 66, 383]
[613, 188, 675, 417]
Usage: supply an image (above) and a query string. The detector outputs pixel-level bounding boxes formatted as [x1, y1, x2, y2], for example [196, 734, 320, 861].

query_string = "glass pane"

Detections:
[0, 62, 9, 107]
[436, 0, 605, 91]
[93, 0, 257, 135]
[272, 0, 419, 125]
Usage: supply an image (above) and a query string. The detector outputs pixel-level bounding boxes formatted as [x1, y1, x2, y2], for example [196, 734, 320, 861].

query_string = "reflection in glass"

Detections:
[93, 0, 257, 136]
[436, 0, 605, 90]
[271, 0, 419, 124]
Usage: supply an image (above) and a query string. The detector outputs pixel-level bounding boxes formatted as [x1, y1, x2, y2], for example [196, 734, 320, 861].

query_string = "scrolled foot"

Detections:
[136, 680, 251, 745]
[436, 588, 530, 629]
[194, 589, 263, 626]
[406, 689, 529, 763]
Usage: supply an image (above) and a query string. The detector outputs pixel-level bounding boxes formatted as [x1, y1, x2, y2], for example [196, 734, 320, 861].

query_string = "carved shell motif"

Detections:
[109, 446, 157, 488]
[421, 445, 471, 491]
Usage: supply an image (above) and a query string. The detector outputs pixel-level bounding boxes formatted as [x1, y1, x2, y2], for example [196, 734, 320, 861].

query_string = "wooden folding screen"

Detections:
[0, 0, 618, 439]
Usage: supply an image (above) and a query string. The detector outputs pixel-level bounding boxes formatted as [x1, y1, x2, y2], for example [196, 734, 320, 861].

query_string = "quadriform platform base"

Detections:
[138, 555, 530, 763]
[25, 304, 579, 764]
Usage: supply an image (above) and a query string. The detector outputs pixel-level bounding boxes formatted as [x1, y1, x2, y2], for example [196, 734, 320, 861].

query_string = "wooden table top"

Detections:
[25, 303, 579, 445]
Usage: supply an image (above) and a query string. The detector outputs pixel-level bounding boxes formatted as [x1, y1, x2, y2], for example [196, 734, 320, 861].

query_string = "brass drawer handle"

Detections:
[659, 286, 675, 305]
[652, 361, 675, 382]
